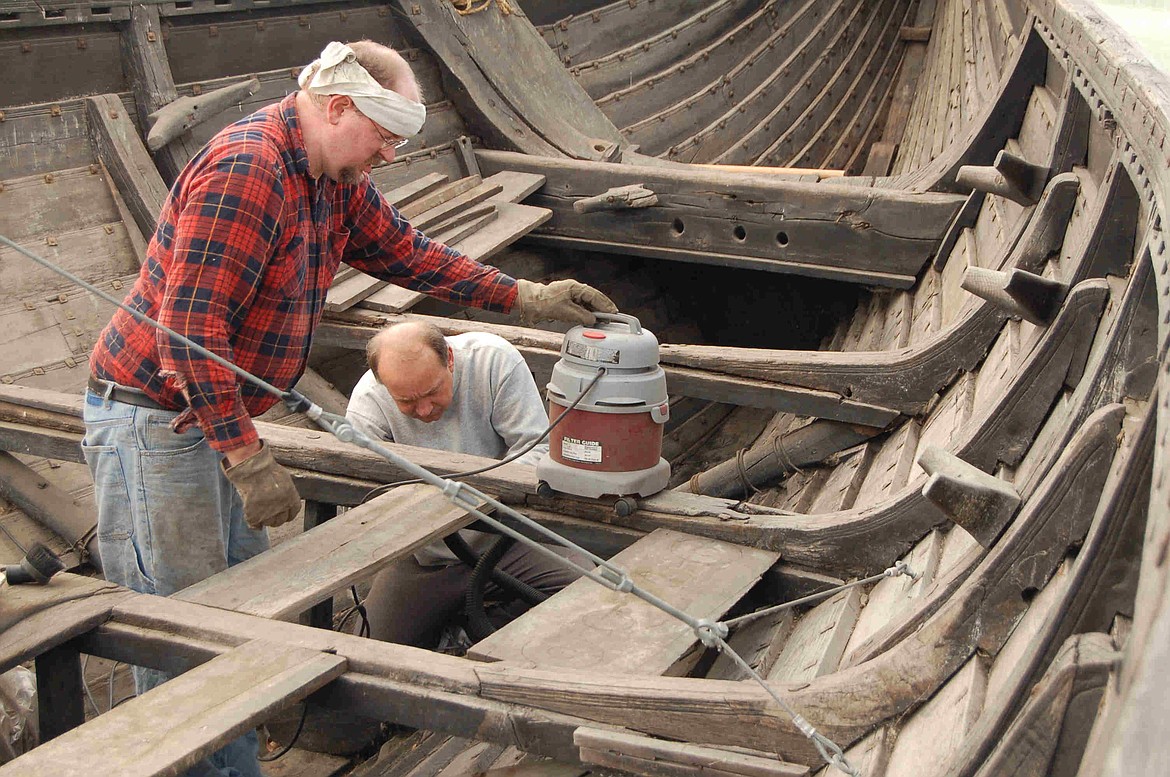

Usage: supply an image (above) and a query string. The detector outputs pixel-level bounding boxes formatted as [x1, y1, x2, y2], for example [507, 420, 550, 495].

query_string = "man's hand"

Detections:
[221, 442, 302, 530]
[516, 279, 618, 326]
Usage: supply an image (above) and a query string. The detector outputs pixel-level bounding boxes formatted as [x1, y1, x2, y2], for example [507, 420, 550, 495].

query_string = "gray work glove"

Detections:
[221, 442, 302, 530]
[515, 278, 618, 326]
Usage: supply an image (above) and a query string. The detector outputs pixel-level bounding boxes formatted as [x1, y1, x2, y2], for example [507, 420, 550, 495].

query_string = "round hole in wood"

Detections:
[672, 218, 685, 235]
[776, 231, 789, 246]
[733, 225, 747, 241]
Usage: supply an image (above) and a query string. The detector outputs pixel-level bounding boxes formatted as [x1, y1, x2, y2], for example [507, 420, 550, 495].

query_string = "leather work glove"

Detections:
[515, 278, 618, 326]
[221, 442, 302, 530]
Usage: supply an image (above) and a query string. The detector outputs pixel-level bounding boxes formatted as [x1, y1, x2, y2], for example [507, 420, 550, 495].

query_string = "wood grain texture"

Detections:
[470, 528, 778, 675]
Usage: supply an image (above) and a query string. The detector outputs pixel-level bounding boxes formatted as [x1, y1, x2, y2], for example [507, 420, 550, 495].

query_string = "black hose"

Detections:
[444, 533, 548, 608]
[465, 535, 516, 641]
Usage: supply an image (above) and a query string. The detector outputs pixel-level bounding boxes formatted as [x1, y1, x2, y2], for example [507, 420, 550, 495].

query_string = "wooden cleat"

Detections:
[955, 149, 1049, 206]
[961, 266, 1067, 325]
[917, 446, 1021, 547]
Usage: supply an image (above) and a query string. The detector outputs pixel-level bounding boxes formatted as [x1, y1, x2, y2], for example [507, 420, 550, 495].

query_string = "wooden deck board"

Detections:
[2, 639, 346, 777]
[469, 528, 778, 675]
[176, 484, 478, 620]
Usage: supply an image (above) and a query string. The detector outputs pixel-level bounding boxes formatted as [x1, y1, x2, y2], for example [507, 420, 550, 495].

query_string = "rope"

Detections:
[734, 447, 761, 495]
[452, 0, 514, 15]
[772, 431, 804, 476]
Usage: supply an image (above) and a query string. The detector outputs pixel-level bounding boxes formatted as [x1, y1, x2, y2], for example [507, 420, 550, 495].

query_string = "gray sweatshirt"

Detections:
[345, 332, 549, 565]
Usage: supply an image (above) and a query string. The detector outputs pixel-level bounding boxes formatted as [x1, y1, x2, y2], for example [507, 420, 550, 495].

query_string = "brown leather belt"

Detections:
[87, 377, 173, 411]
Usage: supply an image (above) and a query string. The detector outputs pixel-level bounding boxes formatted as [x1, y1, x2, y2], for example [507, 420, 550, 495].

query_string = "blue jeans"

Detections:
[82, 390, 269, 777]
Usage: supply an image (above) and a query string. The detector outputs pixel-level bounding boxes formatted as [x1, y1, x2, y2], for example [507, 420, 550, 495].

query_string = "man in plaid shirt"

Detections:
[82, 40, 613, 775]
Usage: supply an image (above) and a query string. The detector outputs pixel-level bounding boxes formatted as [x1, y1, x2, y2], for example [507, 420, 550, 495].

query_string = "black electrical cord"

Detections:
[258, 703, 308, 762]
[358, 366, 607, 505]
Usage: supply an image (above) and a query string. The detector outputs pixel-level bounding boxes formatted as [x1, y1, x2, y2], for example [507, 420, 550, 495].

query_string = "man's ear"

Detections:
[447, 345, 455, 373]
[324, 94, 353, 125]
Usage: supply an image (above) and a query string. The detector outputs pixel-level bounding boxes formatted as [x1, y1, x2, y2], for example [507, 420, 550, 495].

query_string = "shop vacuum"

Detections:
[536, 313, 670, 514]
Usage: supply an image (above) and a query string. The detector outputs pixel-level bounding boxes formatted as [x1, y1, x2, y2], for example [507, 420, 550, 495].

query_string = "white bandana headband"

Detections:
[299, 41, 426, 137]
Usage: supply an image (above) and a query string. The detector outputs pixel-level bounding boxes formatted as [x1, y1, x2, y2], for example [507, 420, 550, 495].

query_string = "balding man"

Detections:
[347, 321, 586, 648]
[83, 40, 610, 775]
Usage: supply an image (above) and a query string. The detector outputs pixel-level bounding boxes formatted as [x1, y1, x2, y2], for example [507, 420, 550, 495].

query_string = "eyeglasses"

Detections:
[378, 134, 410, 151]
[370, 120, 409, 151]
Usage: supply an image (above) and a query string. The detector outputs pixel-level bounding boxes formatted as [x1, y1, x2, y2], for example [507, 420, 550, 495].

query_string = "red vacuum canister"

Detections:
[536, 313, 671, 502]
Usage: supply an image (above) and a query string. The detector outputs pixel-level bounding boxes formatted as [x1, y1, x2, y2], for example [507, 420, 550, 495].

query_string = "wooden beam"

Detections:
[0, 451, 99, 571]
[317, 311, 900, 423]
[574, 727, 809, 777]
[2, 639, 346, 777]
[121, 4, 199, 181]
[0, 574, 130, 674]
[176, 484, 479, 620]
[35, 643, 86, 742]
[476, 150, 963, 288]
[84, 94, 168, 242]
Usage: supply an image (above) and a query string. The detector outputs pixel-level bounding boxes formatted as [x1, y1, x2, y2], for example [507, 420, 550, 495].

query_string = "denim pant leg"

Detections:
[82, 391, 268, 777]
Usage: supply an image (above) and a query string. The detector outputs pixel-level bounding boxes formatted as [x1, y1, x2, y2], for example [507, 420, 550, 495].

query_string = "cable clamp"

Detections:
[598, 564, 633, 592]
[694, 619, 728, 649]
[888, 559, 920, 581]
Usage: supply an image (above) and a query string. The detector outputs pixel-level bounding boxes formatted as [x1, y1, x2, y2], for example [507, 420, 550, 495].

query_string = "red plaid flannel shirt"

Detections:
[90, 94, 517, 451]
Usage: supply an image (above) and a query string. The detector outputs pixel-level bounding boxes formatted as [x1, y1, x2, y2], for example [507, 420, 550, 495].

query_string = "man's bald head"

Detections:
[366, 322, 454, 423]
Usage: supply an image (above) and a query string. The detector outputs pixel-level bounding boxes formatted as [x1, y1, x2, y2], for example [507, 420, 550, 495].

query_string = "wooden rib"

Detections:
[574, 0, 759, 102]
[639, 0, 856, 163]
[622, 0, 842, 159]
[595, 1, 788, 131]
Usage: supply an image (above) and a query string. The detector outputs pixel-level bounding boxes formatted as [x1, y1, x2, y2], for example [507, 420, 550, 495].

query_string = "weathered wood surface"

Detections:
[177, 484, 478, 620]
[121, 4, 199, 181]
[1, 639, 347, 777]
[0, 574, 129, 674]
[974, 633, 1117, 777]
[84, 94, 168, 242]
[766, 588, 862, 684]
[885, 30, 1047, 191]
[477, 150, 964, 288]
[397, 0, 609, 159]
[35, 642, 86, 742]
[574, 727, 809, 777]
[883, 656, 988, 776]
[470, 529, 779, 675]
[145, 77, 260, 151]
[844, 401, 1125, 668]
[0, 279, 1105, 582]
[0, 450, 98, 569]
[319, 311, 899, 424]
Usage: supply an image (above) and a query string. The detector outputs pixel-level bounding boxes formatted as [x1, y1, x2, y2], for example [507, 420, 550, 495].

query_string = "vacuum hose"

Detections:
[443, 533, 548, 607]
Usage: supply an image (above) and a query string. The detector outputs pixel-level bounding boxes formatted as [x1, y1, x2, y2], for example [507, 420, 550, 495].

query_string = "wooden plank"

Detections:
[0, 574, 130, 674]
[176, 484, 478, 620]
[707, 609, 793, 682]
[425, 202, 496, 239]
[2, 639, 347, 777]
[399, 176, 483, 220]
[574, 727, 809, 777]
[431, 207, 500, 248]
[404, 0, 624, 159]
[766, 587, 862, 683]
[382, 172, 450, 209]
[844, 529, 942, 658]
[413, 182, 505, 233]
[883, 656, 988, 776]
[360, 202, 550, 314]
[325, 272, 388, 314]
[0, 450, 98, 570]
[469, 529, 779, 675]
[483, 170, 546, 203]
